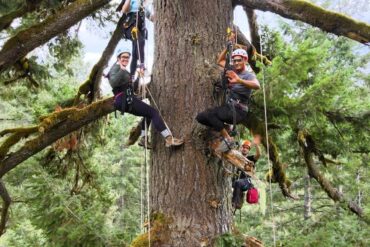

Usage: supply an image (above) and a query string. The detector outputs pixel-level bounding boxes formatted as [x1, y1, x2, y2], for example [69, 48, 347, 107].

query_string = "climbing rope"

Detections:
[135, 1, 152, 245]
[259, 33, 277, 247]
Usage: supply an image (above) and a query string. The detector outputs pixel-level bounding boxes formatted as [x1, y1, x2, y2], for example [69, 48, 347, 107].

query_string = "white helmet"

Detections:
[116, 48, 131, 58]
[232, 48, 248, 59]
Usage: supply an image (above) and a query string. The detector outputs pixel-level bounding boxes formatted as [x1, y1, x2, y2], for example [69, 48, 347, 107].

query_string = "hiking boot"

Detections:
[138, 136, 152, 149]
[165, 136, 184, 147]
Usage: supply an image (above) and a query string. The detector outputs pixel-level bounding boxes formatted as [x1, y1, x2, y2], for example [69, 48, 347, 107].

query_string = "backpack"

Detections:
[246, 187, 259, 204]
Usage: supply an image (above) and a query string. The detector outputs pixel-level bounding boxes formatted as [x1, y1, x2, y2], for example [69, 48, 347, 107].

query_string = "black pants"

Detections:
[232, 178, 252, 208]
[196, 104, 247, 131]
[123, 26, 146, 77]
[114, 94, 166, 133]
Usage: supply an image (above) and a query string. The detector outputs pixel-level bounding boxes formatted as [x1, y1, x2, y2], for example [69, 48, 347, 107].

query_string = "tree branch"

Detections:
[0, 0, 111, 73]
[234, 0, 370, 44]
[324, 110, 370, 131]
[75, 14, 125, 103]
[0, 0, 43, 31]
[234, 25, 271, 73]
[242, 114, 297, 199]
[297, 129, 369, 223]
[0, 180, 11, 236]
[0, 97, 114, 178]
[244, 7, 261, 53]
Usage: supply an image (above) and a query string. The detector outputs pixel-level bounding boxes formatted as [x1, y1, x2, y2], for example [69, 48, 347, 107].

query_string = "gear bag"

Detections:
[246, 187, 259, 204]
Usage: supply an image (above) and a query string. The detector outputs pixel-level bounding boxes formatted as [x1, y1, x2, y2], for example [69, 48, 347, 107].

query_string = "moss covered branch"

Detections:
[0, 0, 43, 31]
[0, 97, 114, 178]
[0, 180, 11, 236]
[234, 0, 370, 44]
[242, 114, 296, 199]
[298, 129, 369, 223]
[0, 0, 111, 73]
[0, 126, 39, 160]
[74, 14, 125, 103]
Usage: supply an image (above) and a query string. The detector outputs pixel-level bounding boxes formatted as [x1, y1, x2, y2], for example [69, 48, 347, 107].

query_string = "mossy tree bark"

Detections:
[75, 14, 125, 103]
[0, 0, 111, 73]
[0, 98, 114, 178]
[150, 0, 233, 245]
[234, 0, 370, 44]
[242, 114, 295, 199]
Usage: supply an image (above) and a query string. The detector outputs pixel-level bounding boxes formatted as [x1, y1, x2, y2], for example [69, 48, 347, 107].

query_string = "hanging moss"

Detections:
[130, 212, 172, 247]
[0, 126, 39, 159]
[243, 114, 293, 198]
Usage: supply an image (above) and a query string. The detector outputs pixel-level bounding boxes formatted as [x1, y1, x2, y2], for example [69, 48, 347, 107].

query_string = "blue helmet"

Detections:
[116, 48, 131, 58]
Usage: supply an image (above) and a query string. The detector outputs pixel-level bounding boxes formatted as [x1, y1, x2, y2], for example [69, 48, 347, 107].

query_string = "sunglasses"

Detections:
[242, 145, 251, 149]
[232, 58, 243, 63]
[120, 55, 130, 59]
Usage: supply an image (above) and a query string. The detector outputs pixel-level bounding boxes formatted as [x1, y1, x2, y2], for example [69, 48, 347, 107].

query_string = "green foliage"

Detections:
[0, 56, 145, 245]
[235, 21, 369, 246]
[214, 233, 244, 247]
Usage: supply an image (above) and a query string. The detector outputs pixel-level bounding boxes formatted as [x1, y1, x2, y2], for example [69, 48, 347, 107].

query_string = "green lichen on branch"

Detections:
[38, 108, 78, 133]
[243, 114, 294, 198]
[130, 212, 172, 247]
[0, 126, 39, 159]
[74, 64, 101, 104]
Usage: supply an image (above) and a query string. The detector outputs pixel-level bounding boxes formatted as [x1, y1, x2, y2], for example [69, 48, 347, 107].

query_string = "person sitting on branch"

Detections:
[108, 48, 184, 148]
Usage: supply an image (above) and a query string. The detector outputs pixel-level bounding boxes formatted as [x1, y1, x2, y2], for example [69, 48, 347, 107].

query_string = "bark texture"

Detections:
[151, 0, 233, 245]
[235, 0, 370, 44]
[0, 0, 110, 73]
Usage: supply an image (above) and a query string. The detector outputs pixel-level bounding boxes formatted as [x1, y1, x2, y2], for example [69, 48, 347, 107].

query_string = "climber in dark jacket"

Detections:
[108, 48, 183, 148]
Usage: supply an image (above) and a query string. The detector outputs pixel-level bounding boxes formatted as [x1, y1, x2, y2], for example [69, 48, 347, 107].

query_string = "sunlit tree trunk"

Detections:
[151, 0, 234, 245]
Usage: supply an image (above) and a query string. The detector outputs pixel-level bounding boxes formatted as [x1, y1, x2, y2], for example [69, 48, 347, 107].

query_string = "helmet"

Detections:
[232, 48, 248, 59]
[116, 48, 131, 58]
[242, 140, 251, 147]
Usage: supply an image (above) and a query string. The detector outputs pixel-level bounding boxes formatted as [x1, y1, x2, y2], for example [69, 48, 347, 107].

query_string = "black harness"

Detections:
[113, 84, 134, 117]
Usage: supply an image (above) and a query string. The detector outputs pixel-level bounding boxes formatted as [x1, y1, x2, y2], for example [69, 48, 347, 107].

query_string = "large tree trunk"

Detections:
[150, 0, 233, 245]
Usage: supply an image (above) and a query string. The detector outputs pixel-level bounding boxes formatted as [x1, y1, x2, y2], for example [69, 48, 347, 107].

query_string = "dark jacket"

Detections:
[108, 64, 131, 95]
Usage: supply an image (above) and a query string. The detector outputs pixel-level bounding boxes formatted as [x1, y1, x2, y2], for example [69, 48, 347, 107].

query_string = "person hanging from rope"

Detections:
[231, 136, 261, 209]
[118, 0, 153, 80]
[108, 48, 184, 148]
[196, 48, 260, 152]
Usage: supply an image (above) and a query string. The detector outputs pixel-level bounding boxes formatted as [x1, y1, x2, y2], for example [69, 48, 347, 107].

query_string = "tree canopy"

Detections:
[0, 0, 369, 245]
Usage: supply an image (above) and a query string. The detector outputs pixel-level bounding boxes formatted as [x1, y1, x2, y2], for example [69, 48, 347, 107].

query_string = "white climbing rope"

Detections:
[259, 33, 277, 247]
